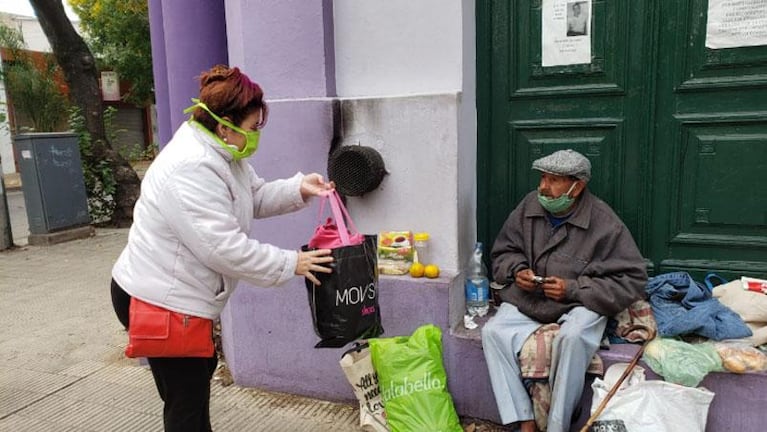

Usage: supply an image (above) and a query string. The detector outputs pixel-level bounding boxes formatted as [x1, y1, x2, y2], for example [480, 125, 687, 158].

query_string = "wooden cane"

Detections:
[579, 325, 656, 432]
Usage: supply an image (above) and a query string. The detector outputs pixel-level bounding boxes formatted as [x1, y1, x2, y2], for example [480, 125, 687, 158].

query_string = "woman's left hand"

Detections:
[296, 249, 334, 285]
[301, 173, 335, 201]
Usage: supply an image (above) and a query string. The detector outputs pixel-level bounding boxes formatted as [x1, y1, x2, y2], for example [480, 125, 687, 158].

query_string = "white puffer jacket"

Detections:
[112, 121, 307, 319]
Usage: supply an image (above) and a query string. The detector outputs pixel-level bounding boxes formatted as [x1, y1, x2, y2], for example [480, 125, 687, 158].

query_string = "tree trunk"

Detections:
[29, 0, 140, 226]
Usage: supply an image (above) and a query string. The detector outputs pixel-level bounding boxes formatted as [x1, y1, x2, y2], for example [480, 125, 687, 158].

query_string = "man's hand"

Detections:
[541, 276, 567, 301]
[515, 269, 538, 292]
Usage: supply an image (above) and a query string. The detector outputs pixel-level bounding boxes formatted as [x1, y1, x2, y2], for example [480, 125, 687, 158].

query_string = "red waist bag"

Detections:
[125, 297, 214, 358]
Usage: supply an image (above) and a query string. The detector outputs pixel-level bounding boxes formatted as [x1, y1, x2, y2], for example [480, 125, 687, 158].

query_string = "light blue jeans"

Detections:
[482, 303, 606, 432]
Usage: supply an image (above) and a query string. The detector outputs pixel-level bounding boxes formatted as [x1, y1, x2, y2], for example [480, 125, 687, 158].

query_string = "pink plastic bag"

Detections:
[308, 190, 364, 249]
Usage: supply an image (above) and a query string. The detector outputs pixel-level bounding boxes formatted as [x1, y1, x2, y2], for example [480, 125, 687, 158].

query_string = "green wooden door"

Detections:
[651, 1, 767, 278]
[477, 0, 767, 279]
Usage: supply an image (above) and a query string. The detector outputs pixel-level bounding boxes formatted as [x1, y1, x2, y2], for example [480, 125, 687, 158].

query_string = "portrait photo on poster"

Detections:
[542, 0, 592, 67]
[567, 1, 589, 37]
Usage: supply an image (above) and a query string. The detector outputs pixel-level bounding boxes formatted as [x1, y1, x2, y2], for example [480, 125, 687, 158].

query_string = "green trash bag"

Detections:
[369, 324, 462, 432]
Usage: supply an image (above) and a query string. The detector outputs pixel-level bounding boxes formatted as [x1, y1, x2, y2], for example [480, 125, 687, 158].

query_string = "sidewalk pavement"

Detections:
[0, 198, 507, 431]
[0, 228, 365, 431]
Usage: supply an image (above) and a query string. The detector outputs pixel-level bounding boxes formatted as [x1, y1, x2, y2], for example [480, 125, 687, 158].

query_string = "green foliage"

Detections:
[69, 106, 117, 223]
[68, 0, 153, 106]
[104, 106, 157, 162]
[0, 24, 70, 132]
[0, 24, 23, 50]
[103, 105, 156, 162]
[118, 141, 157, 162]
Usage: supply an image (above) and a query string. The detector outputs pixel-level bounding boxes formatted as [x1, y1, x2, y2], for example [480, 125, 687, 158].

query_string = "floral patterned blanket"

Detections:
[517, 300, 657, 431]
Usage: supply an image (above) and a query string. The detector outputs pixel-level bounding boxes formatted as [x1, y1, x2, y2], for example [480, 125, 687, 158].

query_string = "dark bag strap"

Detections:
[340, 341, 370, 359]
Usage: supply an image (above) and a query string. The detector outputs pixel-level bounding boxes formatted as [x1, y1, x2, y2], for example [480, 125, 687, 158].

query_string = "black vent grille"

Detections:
[327, 145, 386, 196]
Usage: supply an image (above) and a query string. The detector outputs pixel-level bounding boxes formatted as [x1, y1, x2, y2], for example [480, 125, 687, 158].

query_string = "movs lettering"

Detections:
[336, 282, 377, 306]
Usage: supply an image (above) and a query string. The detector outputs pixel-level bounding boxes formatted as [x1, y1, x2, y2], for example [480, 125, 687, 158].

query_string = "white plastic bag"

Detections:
[339, 344, 389, 432]
[589, 363, 715, 432]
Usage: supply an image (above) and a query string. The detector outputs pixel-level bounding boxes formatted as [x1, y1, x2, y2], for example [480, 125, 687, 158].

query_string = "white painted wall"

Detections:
[338, 94, 461, 272]
[0, 13, 76, 52]
[333, 0, 463, 97]
[332, 1, 475, 276]
[16, 15, 52, 52]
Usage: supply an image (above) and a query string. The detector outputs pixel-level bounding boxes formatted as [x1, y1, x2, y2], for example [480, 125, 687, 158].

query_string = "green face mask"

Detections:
[183, 98, 260, 160]
[537, 181, 577, 214]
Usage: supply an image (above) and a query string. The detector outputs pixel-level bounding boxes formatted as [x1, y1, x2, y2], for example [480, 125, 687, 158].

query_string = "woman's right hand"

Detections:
[296, 249, 334, 285]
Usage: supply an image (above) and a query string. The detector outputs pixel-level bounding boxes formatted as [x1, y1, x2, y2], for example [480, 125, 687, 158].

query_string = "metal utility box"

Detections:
[16, 133, 91, 234]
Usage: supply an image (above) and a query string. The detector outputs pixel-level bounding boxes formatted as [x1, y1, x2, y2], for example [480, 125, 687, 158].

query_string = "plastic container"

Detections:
[465, 242, 489, 317]
[414, 232, 430, 264]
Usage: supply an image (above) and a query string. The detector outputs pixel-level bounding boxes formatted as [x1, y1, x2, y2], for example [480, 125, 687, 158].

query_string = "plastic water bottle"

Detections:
[465, 242, 489, 317]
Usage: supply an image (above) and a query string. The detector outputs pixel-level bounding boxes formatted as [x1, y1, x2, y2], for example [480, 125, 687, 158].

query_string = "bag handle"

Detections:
[317, 190, 359, 246]
[340, 341, 370, 359]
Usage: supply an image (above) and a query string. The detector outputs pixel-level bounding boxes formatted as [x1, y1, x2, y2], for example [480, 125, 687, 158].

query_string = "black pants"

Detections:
[111, 279, 218, 432]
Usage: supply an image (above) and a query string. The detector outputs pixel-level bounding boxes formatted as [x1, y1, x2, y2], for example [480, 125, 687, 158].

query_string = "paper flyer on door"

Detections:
[706, 0, 767, 49]
[542, 0, 592, 67]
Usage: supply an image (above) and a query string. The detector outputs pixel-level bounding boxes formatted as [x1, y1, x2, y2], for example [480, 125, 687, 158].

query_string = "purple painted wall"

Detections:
[223, 271, 502, 422]
[148, 0, 228, 146]
[147, 0, 170, 146]
[225, 0, 335, 99]
[219, 98, 336, 389]
[216, 0, 345, 408]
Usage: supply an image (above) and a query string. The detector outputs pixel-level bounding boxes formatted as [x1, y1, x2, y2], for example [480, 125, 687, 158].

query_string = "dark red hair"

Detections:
[192, 65, 267, 131]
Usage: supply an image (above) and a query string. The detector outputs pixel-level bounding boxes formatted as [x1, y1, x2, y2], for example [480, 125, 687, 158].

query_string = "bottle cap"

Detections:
[414, 232, 430, 241]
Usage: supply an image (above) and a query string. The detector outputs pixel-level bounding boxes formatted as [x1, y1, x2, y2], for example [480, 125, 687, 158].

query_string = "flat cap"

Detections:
[531, 149, 591, 181]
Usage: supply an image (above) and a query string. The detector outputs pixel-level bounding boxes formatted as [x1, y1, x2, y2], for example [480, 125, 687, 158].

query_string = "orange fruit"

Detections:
[424, 264, 440, 279]
[409, 262, 425, 278]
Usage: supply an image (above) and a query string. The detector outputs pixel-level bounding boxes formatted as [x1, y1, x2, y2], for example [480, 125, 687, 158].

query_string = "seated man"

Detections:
[481, 149, 647, 432]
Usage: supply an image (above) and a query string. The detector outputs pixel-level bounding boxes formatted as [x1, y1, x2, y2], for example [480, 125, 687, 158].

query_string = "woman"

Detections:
[110, 65, 334, 431]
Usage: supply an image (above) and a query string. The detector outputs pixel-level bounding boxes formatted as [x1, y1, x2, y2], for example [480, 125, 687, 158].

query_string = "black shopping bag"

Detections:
[303, 234, 383, 348]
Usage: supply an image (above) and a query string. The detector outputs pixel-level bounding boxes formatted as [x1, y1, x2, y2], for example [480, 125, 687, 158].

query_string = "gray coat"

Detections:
[491, 190, 647, 323]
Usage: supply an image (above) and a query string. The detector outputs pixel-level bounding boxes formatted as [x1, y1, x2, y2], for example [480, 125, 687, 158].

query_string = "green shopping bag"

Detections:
[369, 324, 462, 432]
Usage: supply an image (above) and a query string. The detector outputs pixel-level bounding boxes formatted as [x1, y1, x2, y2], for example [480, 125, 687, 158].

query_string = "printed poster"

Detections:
[542, 0, 592, 67]
[706, 0, 767, 49]
[100, 71, 120, 101]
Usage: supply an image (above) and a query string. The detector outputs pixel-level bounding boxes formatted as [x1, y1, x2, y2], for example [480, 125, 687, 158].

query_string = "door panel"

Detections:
[479, 0, 652, 255]
[513, 0, 629, 97]
[511, 121, 620, 203]
[653, 1, 767, 277]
